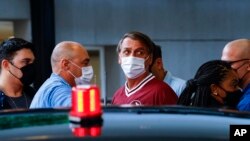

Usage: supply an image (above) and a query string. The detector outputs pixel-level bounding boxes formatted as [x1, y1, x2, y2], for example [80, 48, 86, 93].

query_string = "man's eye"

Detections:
[23, 61, 30, 65]
[84, 63, 89, 66]
[123, 50, 130, 55]
[136, 51, 144, 56]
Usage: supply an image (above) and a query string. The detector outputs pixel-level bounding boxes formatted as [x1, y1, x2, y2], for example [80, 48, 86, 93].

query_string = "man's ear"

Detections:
[61, 59, 70, 71]
[1, 59, 10, 70]
[156, 58, 163, 69]
[149, 54, 153, 65]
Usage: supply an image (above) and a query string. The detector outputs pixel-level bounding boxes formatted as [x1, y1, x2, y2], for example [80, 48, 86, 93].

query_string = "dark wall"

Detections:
[54, 0, 250, 97]
[30, 0, 55, 90]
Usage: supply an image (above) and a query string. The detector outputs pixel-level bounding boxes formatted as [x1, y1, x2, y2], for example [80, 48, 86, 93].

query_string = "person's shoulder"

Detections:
[39, 74, 71, 90]
[150, 78, 178, 101]
[165, 73, 186, 89]
[35, 81, 71, 99]
[44, 73, 66, 84]
[173, 77, 186, 84]
[112, 85, 126, 104]
[168, 73, 186, 84]
[151, 77, 168, 85]
[150, 78, 174, 90]
[114, 85, 125, 95]
[24, 86, 36, 98]
[49, 84, 72, 95]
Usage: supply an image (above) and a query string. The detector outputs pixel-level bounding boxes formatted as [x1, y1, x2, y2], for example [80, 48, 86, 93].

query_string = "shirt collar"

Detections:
[51, 73, 71, 87]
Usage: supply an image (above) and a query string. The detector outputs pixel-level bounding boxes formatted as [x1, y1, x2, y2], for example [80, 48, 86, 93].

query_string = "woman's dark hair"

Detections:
[178, 60, 232, 107]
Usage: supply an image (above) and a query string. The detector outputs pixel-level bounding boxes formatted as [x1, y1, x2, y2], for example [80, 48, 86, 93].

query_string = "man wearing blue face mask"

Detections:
[30, 41, 93, 108]
[112, 31, 178, 106]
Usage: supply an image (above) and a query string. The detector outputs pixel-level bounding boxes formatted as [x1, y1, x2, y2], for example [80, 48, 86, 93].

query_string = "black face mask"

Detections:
[223, 89, 243, 109]
[20, 63, 36, 86]
[9, 62, 36, 86]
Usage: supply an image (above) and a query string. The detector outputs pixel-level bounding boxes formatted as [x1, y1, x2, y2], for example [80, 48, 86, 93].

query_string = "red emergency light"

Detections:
[72, 126, 102, 137]
[69, 85, 103, 137]
[70, 85, 102, 118]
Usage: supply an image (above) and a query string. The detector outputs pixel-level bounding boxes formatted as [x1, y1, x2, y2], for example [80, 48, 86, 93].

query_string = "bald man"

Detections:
[30, 41, 93, 108]
[221, 39, 250, 111]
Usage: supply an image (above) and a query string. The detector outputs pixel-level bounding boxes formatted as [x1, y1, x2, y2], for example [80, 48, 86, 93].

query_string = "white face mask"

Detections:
[121, 56, 146, 79]
[68, 61, 94, 85]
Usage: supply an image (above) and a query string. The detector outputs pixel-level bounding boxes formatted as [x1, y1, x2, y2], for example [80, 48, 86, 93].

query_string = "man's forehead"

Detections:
[121, 38, 146, 48]
[121, 46, 146, 50]
[13, 48, 35, 60]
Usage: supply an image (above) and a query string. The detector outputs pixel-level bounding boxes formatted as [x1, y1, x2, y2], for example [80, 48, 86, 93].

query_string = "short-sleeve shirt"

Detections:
[164, 71, 186, 97]
[112, 74, 178, 106]
[30, 73, 72, 108]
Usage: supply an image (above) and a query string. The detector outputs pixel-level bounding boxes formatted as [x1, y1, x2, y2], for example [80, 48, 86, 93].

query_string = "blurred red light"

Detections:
[90, 127, 102, 137]
[70, 85, 102, 118]
[72, 127, 89, 137]
[69, 85, 103, 138]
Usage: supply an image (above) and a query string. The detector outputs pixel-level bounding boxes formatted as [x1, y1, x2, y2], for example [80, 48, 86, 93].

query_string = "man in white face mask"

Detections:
[30, 41, 93, 108]
[112, 31, 178, 106]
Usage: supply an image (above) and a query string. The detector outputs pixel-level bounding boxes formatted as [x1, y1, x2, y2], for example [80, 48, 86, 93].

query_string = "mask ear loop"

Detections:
[9, 61, 21, 69]
[67, 70, 77, 78]
[67, 60, 81, 69]
[67, 60, 83, 79]
[8, 61, 22, 80]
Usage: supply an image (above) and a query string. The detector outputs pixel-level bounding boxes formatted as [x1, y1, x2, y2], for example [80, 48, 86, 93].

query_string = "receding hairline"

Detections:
[226, 39, 250, 50]
[116, 32, 155, 54]
[51, 41, 86, 65]
[224, 39, 250, 58]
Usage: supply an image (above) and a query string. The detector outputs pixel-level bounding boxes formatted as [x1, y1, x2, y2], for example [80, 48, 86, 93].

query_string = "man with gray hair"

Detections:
[30, 41, 93, 108]
[221, 39, 250, 111]
[112, 31, 177, 106]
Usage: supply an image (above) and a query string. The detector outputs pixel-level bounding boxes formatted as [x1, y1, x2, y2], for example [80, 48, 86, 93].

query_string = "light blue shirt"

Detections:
[164, 71, 186, 97]
[30, 73, 72, 108]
